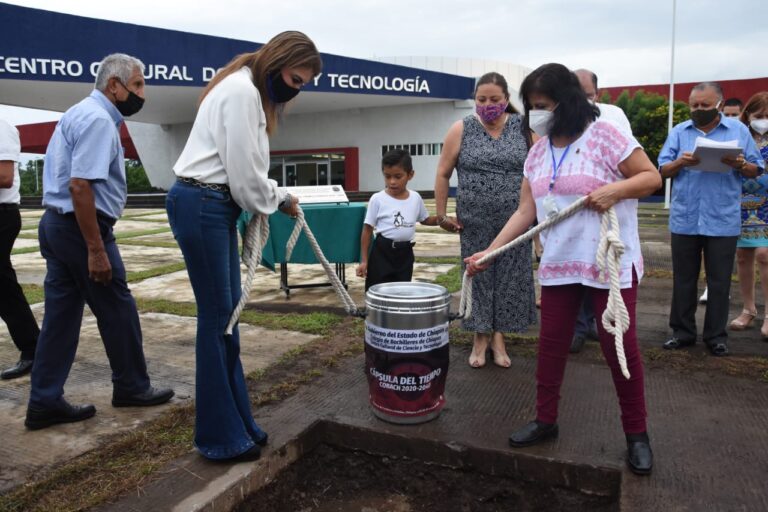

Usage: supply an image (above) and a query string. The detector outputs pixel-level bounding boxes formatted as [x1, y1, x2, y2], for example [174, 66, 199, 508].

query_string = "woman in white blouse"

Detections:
[167, 31, 321, 462]
[466, 63, 661, 475]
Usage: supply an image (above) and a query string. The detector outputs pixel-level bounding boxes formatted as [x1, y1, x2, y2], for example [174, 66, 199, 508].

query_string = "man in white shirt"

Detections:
[568, 69, 635, 353]
[0, 119, 39, 379]
[574, 69, 632, 133]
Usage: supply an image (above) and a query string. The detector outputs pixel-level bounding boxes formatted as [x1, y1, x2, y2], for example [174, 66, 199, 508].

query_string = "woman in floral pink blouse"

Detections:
[465, 63, 661, 475]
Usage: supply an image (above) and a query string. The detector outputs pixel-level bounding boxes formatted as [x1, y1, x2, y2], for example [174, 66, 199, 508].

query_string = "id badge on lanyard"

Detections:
[545, 141, 571, 219]
[543, 194, 559, 218]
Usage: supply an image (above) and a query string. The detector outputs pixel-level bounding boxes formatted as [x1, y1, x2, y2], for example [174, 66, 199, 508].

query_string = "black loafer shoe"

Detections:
[509, 420, 559, 448]
[707, 341, 729, 357]
[1, 359, 33, 380]
[626, 433, 653, 475]
[254, 432, 268, 446]
[570, 335, 586, 354]
[662, 337, 696, 350]
[112, 386, 174, 407]
[25, 399, 96, 430]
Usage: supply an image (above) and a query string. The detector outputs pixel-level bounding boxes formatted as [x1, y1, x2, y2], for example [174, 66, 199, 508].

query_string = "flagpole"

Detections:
[664, 0, 676, 209]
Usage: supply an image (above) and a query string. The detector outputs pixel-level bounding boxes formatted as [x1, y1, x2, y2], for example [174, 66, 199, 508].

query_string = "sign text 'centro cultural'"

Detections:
[0, 56, 431, 95]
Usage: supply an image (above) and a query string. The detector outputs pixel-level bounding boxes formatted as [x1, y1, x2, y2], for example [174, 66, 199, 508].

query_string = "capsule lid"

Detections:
[366, 282, 450, 312]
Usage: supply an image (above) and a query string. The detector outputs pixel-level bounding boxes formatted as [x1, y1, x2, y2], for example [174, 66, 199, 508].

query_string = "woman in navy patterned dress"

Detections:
[434, 72, 537, 368]
[730, 92, 768, 337]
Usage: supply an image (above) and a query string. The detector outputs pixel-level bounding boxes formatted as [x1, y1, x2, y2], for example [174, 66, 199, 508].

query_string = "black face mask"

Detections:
[690, 107, 719, 127]
[267, 72, 301, 103]
[115, 81, 145, 117]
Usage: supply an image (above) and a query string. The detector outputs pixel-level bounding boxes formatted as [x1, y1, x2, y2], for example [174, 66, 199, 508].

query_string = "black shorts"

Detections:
[365, 235, 415, 291]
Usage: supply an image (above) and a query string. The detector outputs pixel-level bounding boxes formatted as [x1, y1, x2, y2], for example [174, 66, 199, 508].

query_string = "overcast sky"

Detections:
[1, 0, 766, 125]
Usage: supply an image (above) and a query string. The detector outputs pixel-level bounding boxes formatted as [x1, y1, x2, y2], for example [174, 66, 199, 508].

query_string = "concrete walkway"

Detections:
[0, 207, 458, 493]
[94, 273, 768, 512]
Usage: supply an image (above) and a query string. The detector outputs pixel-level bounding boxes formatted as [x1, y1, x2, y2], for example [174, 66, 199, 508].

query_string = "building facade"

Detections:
[0, 2, 532, 193]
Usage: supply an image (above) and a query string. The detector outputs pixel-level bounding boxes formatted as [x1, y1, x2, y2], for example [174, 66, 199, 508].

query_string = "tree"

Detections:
[600, 90, 689, 165]
[125, 159, 158, 193]
[19, 159, 43, 196]
[17, 158, 160, 196]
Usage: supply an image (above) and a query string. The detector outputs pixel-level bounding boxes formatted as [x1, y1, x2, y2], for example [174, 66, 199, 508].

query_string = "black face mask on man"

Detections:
[690, 101, 720, 127]
[114, 80, 145, 117]
[267, 72, 301, 103]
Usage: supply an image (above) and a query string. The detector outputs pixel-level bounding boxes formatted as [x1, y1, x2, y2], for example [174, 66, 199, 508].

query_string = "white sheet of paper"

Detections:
[690, 137, 742, 173]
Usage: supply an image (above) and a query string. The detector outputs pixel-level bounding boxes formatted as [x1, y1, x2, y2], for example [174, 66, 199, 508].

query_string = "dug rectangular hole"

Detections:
[235, 420, 621, 512]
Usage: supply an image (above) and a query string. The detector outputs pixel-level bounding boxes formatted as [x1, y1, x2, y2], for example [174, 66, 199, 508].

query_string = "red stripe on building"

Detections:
[16, 121, 140, 160]
[602, 77, 768, 104]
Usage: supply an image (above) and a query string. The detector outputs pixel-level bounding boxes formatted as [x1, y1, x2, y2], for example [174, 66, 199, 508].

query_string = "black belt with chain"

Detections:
[177, 177, 230, 193]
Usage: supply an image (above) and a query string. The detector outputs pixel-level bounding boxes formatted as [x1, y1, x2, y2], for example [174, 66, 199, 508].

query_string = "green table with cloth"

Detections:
[237, 202, 368, 296]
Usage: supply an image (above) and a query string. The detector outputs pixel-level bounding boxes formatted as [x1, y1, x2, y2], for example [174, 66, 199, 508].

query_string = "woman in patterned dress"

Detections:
[434, 72, 537, 369]
[729, 92, 768, 338]
[465, 63, 661, 475]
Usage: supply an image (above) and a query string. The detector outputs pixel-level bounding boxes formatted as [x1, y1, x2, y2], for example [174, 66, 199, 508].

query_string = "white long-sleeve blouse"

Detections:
[173, 67, 285, 214]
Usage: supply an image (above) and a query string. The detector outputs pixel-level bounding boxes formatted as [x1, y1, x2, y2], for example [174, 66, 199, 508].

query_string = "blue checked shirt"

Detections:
[43, 90, 127, 220]
[658, 114, 764, 236]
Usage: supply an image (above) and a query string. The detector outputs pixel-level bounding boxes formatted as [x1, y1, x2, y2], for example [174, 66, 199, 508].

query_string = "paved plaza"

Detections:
[1, 203, 767, 511]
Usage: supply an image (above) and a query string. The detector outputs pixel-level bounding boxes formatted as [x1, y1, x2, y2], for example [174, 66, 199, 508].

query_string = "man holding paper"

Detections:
[659, 82, 763, 356]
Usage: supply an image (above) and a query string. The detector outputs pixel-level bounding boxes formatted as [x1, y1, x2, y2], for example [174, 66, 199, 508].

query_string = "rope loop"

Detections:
[226, 205, 364, 335]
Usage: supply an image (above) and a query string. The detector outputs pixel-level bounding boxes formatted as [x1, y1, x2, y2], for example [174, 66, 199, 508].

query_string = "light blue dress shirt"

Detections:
[658, 114, 765, 236]
[43, 90, 127, 220]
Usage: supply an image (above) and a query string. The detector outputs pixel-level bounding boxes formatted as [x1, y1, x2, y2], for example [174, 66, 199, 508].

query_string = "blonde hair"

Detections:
[200, 31, 322, 135]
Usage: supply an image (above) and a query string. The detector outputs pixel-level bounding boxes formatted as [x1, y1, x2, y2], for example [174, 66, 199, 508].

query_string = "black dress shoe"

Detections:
[626, 433, 653, 475]
[1, 359, 33, 380]
[231, 445, 262, 462]
[706, 341, 729, 357]
[255, 432, 268, 446]
[207, 444, 262, 463]
[662, 337, 696, 350]
[569, 335, 586, 354]
[112, 386, 174, 407]
[509, 420, 559, 448]
[25, 399, 96, 430]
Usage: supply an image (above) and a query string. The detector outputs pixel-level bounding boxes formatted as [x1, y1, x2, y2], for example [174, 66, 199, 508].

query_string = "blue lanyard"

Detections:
[548, 141, 571, 193]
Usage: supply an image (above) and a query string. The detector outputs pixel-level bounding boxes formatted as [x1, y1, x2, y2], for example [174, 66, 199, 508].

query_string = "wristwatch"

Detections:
[278, 193, 293, 210]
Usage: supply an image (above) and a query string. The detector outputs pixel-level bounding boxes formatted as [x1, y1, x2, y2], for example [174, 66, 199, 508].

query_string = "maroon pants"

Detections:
[537, 275, 647, 434]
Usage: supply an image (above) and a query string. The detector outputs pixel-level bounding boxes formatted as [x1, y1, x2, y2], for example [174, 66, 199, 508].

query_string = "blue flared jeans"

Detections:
[166, 181, 266, 459]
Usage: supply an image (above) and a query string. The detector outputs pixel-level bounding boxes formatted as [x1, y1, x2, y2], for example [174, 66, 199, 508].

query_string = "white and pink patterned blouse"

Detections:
[523, 120, 643, 289]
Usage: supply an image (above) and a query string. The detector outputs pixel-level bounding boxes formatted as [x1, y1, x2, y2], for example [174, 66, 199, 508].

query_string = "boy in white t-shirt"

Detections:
[357, 149, 439, 290]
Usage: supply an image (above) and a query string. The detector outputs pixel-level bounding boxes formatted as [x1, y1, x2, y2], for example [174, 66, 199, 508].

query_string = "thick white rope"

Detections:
[227, 198, 630, 379]
[456, 196, 631, 379]
[226, 206, 362, 334]
[225, 213, 270, 335]
[455, 197, 589, 321]
[284, 208, 360, 315]
[595, 207, 631, 379]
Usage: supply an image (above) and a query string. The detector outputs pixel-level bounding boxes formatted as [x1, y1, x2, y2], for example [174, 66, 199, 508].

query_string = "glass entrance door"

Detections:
[269, 153, 346, 188]
[296, 162, 318, 186]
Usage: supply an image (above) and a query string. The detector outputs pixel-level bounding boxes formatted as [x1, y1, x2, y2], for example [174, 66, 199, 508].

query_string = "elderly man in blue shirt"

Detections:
[25, 54, 174, 430]
[659, 81, 764, 357]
